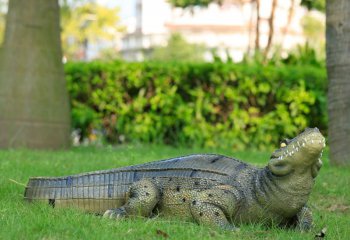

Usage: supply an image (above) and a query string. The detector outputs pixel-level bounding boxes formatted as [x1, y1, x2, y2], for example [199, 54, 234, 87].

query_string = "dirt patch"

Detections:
[326, 204, 350, 213]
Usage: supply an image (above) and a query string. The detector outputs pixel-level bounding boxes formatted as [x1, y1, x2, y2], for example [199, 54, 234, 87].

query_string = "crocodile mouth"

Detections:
[270, 128, 326, 161]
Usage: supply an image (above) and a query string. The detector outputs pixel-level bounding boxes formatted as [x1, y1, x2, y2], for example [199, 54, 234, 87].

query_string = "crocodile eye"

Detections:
[280, 139, 290, 148]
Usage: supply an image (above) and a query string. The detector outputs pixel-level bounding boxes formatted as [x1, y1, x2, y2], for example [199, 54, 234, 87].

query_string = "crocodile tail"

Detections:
[23, 173, 128, 213]
[24, 177, 67, 205]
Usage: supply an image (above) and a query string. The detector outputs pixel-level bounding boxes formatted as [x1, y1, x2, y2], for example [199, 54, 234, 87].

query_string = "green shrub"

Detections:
[65, 61, 327, 150]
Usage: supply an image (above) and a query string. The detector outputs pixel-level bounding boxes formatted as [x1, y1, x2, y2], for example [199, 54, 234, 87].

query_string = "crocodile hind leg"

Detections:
[103, 179, 160, 219]
[189, 186, 240, 230]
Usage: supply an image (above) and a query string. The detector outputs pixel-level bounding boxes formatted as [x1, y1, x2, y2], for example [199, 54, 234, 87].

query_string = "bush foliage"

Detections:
[65, 61, 327, 149]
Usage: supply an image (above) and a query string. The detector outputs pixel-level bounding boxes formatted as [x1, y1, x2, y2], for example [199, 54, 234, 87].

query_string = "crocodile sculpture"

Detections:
[24, 128, 325, 230]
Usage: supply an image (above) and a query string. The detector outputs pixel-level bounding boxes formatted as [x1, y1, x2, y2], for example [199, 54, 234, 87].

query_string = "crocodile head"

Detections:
[268, 128, 325, 178]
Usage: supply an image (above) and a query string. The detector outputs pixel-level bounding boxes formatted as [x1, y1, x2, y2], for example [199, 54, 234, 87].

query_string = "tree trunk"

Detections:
[247, 1, 256, 54]
[0, 0, 71, 149]
[255, 0, 260, 50]
[326, 0, 350, 165]
[281, 0, 295, 48]
[264, 0, 278, 57]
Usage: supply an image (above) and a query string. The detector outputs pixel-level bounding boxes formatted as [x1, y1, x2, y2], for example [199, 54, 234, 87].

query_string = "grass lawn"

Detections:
[0, 145, 349, 239]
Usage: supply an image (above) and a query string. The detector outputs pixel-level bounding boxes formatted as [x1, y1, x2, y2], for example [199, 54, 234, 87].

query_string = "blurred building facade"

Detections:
[118, 0, 323, 61]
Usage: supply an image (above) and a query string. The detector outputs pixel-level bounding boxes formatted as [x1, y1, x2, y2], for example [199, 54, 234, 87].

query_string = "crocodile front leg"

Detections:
[189, 185, 240, 231]
[283, 205, 313, 231]
[103, 179, 160, 218]
[295, 206, 313, 231]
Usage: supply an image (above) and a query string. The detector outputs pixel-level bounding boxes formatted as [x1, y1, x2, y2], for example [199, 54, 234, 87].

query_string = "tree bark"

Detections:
[326, 0, 350, 165]
[0, 0, 71, 149]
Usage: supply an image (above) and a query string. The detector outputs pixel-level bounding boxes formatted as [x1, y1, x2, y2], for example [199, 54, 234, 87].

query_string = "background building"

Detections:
[116, 0, 324, 61]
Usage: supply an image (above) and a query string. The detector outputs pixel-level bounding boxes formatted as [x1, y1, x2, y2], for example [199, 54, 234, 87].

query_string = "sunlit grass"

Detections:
[0, 145, 349, 239]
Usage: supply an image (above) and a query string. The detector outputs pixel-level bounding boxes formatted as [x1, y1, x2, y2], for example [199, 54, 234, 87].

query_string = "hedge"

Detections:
[65, 61, 327, 150]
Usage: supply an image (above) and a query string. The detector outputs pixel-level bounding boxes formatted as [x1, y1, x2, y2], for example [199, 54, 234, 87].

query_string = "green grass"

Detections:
[0, 145, 349, 239]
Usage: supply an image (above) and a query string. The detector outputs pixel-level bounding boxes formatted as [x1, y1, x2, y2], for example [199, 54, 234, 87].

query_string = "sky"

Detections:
[97, 0, 136, 20]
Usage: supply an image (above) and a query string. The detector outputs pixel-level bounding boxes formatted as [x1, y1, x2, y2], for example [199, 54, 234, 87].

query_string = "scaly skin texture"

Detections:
[24, 128, 325, 230]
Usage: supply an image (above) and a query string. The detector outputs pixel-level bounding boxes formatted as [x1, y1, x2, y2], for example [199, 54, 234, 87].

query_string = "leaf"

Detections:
[156, 229, 169, 238]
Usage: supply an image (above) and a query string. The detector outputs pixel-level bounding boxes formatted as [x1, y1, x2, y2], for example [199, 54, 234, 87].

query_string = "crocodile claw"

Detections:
[103, 208, 127, 219]
[220, 224, 240, 232]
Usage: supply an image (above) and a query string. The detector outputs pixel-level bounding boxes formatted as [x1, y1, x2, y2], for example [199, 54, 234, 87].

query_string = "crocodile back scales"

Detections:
[24, 154, 253, 213]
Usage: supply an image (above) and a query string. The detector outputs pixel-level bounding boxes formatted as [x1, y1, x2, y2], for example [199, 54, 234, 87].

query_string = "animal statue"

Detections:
[24, 128, 325, 230]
